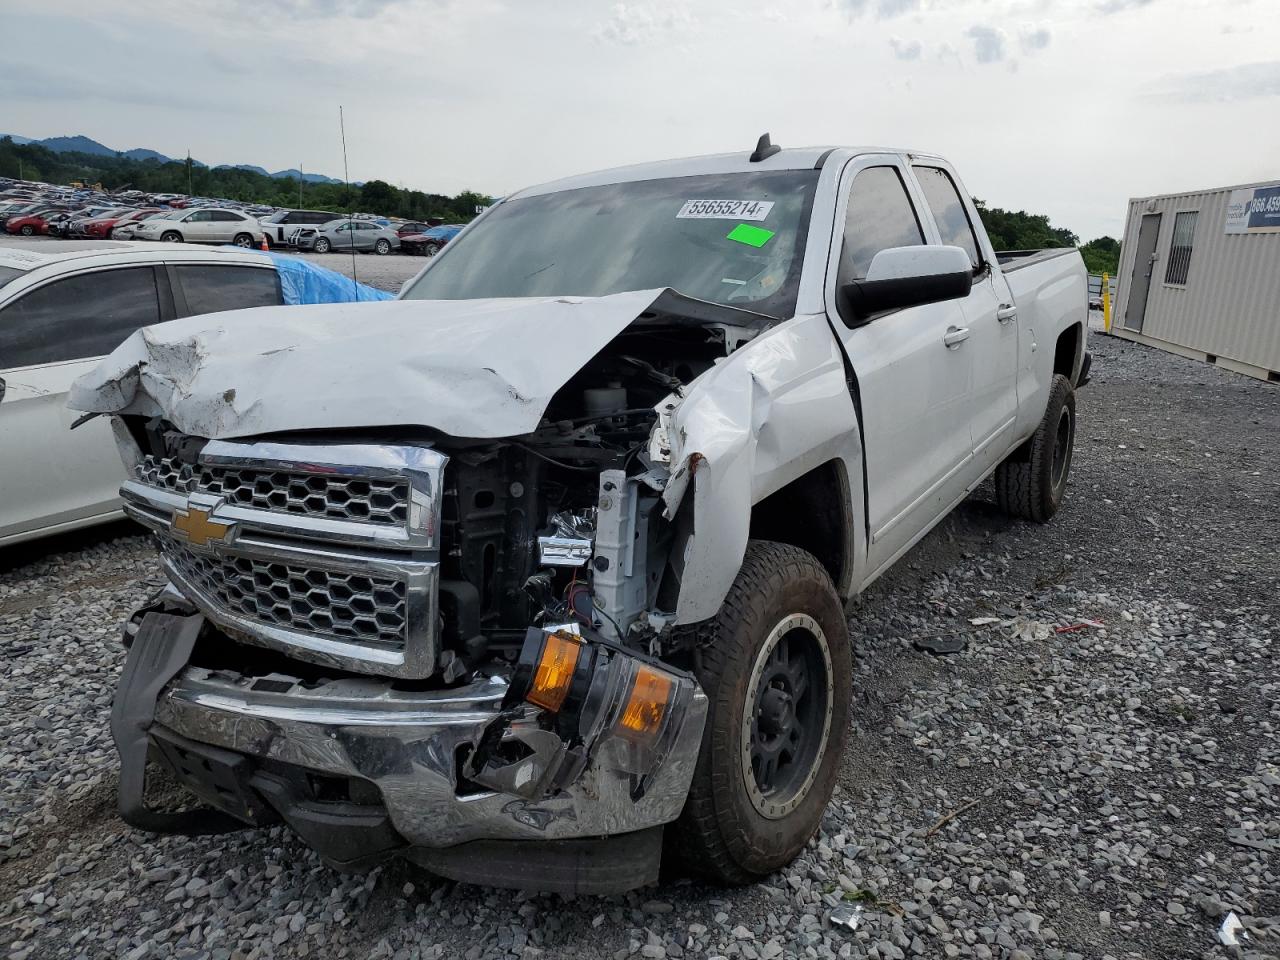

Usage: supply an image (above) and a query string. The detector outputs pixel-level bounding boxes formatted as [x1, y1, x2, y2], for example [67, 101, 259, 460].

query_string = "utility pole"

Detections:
[299, 163, 303, 208]
[186, 150, 193, 197]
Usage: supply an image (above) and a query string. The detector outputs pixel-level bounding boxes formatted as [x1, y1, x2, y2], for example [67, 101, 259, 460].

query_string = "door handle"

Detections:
[996, 304, 1017, 323]
[943, 326, 970, 348]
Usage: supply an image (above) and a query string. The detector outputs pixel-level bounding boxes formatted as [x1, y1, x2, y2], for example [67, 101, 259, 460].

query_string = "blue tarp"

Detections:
[264, 252, 395, 305]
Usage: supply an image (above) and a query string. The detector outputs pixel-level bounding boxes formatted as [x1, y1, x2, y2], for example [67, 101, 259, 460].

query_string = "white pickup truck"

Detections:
[71, 137, 1089, 894]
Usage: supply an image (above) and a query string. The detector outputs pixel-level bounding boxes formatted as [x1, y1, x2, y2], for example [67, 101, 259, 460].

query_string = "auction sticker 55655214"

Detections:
[677, 199, 774, 221]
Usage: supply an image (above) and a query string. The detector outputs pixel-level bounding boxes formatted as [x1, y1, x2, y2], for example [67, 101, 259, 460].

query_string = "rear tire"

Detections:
[995, 373, 1076, 523]
[232, 233, 253, 248]
[160, 231, 182, 243]
[671, 541, 850, 884]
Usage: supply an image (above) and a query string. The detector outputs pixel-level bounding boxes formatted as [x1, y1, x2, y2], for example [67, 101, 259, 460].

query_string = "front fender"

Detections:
[660, 313, 863, 624]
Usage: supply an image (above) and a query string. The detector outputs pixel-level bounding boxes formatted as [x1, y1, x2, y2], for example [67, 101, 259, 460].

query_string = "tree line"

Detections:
[975, 198, 1120, 275]
[0, 137, 490, 225]
[0, 137, 1121, 274]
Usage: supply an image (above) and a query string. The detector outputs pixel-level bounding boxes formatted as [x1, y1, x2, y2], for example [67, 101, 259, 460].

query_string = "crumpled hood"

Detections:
[69, 289, 667, 439]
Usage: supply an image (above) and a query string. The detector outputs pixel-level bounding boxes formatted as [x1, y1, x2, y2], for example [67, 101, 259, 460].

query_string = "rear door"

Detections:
[0, 266, 168, 542]
[912, 164, 1019, 475]
[210, 211, 242, 242]
[183, 210, 215, 241]
[823, 157, 975, 576]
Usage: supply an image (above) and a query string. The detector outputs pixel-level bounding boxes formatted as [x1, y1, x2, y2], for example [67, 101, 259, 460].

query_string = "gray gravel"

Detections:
[2, 333, 1277, 960]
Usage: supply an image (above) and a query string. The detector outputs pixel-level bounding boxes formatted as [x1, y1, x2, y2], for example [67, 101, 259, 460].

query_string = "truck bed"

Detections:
[995, 248, 1079, 272]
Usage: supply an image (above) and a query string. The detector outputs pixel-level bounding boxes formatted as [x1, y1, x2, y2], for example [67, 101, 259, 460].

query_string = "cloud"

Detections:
[966, 25, 1008, 64]
[1019, 23, 1051, 53]
[889, 36, 923, 60]
[832, 0, 919, 19]
[248, 0, 419, 17]
[876, 0, 919, 18]
[592, 2, 696, 44]
[1096, 0, 1154, 13]
[1142, 60, 1280, 103]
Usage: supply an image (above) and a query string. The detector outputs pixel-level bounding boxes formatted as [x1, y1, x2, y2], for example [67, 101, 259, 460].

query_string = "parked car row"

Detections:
[0, 176, 467, 256]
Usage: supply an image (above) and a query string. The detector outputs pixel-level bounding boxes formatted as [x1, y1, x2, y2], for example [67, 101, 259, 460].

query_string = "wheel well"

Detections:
[749, 460, 850, 593]
[1054, 323, 1081, 381]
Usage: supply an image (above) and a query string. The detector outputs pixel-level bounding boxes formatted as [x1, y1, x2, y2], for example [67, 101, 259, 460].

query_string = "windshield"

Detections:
[401, 170, 819, 318]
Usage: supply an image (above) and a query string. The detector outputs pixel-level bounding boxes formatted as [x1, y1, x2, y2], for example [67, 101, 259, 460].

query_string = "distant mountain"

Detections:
[36, 134, 117, 156]
[4, 133, 352, 185]
[269, 168, 346, 185]
[0, 134, 33, 145]
[123, 147, 173, 163]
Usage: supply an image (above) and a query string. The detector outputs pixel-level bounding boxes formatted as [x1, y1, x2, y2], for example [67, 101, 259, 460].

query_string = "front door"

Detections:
[824, 160, 976, 577]
[0, 266, 165, 542]
[1124, 213, 1162, 332]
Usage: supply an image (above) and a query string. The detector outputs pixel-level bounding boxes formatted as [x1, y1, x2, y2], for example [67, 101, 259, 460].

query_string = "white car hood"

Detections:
[69, 290, 667, 440]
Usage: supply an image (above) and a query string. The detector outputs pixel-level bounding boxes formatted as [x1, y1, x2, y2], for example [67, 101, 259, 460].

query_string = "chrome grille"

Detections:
[200, 466, 409, 526]
[123, 440, 446, 678]
[136, 456, 410, 527]
[137, 456, 197, 493]
[162, 542, 408, 650]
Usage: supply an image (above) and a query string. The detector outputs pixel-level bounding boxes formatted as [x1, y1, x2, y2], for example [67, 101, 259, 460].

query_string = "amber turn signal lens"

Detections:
[526, 631, 582, 712]
[617, 665, 674, 744]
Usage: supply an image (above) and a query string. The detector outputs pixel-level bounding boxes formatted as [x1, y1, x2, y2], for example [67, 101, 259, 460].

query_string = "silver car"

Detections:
[293, 218, 400, 255]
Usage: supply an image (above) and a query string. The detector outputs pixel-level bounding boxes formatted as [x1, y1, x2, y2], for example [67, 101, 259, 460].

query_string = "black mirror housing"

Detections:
[840, 269, 973, 326]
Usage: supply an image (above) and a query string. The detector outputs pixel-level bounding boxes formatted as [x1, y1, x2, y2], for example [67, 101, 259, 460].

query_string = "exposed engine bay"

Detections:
[115, 315, 745, 685]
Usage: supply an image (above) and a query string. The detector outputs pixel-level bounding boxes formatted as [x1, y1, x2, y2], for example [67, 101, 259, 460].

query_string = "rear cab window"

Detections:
[914, 166, 982, 270]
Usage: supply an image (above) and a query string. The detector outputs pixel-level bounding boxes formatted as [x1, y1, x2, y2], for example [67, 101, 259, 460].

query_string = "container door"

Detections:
[1124, 213, 1162, 332]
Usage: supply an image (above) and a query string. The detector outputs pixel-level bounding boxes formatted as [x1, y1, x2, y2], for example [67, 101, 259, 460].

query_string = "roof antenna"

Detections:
[749, 132, 781, 163]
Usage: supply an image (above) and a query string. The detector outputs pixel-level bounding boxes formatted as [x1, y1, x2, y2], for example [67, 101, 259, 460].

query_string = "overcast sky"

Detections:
[6, 0, 1276, 240]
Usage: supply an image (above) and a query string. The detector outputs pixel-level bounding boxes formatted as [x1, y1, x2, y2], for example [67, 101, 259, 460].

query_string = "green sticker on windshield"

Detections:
[726, 223, 774, 248]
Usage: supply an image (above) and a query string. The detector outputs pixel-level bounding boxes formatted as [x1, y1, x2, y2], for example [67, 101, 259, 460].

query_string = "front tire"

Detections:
[672, 541, 850, 884]
[995, 373, 1076, 522]
[19, 224, 34, 236]
[374, 238, 391, 255]
[160, 231, 182, 243]
[313, 237, 331, 254]
[424, 241, 441, 257]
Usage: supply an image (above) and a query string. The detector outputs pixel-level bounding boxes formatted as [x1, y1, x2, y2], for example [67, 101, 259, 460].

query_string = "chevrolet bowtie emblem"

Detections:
[172, 506, 233, 547]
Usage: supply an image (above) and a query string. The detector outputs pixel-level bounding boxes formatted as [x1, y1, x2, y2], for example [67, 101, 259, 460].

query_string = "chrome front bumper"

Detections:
[146, 620, 708, 850]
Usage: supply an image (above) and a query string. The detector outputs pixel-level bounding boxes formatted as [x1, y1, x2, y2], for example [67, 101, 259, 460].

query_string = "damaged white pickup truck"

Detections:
[71, 138, 1089, 894]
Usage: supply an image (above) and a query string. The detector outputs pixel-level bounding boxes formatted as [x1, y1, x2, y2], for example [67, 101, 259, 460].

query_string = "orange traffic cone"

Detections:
[259, 236, 269, 252]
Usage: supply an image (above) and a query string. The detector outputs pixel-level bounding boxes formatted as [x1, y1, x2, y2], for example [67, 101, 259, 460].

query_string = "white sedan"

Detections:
[0, 241, 286, 546]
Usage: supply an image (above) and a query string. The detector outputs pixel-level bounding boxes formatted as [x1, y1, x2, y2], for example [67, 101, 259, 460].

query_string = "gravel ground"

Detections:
[1, 333, 1277, 960]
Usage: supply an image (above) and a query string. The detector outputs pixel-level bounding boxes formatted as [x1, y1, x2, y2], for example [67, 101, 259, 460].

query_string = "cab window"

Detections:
[837, 166, 925, 287]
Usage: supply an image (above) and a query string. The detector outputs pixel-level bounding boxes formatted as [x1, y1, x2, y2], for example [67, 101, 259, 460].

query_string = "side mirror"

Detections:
[839, 245, 973, 325]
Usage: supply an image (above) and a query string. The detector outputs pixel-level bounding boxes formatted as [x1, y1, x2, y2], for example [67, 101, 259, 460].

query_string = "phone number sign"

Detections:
[1225, 182, 1280, 234]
